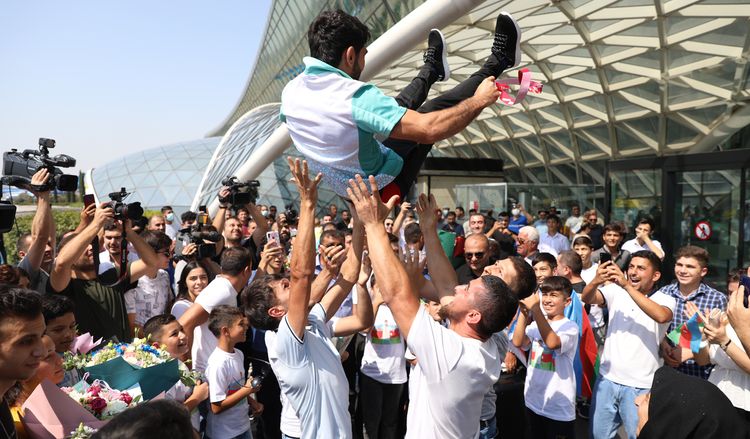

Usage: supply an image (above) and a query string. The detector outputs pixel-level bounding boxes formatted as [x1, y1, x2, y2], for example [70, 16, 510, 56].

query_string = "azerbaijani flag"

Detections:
[564, 292, 599, 399]
[667, 312, 704, 353]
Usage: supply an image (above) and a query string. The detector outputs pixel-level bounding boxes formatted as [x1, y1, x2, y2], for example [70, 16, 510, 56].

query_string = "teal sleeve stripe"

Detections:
[351, 84, 407, 138]
[279, 106, 286, 123]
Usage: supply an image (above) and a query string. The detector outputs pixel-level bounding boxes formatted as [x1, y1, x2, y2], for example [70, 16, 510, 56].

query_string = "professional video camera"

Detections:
[0, 200, 16, 234]
[2, 138, 78, 192]
[284, 204, 298, 225]
[219, 177, 260, 209]
[177, 223, 221, 260]
[106, 188, 144, 221]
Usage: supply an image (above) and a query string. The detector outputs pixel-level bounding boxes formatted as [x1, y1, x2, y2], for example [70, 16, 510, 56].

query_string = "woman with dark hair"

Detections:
[170, 261, 212, 319]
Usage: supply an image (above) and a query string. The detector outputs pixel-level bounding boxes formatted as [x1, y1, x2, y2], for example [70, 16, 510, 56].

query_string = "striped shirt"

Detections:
[658, 281, 727, 379]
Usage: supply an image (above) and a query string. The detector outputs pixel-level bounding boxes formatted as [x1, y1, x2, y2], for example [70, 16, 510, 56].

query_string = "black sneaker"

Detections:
[492, 12, 522, 68]
[423, 29, 450, 82]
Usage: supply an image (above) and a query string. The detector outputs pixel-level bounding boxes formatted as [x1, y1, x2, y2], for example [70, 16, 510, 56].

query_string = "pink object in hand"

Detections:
[495, 68, 543, 106]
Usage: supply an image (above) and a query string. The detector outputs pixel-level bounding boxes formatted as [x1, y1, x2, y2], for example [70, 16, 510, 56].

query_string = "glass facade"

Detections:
[89, 137, 221, 213]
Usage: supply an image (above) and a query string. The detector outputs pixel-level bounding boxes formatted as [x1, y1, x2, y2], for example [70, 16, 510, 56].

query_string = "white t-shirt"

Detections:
[480, 332, 510, 421]
[170, 298, 192, 320]
[621, 238, 662, 255]
[97, 248, 139, 275]
[580, 264, 605, 329]
[599, 283, 676, 389]
[708, 324, 750, 411]
[165, 365, 200, 431]
[124, 269, 172, 326]
[539, 232, 571, 255]
[190, 277, 238, 373]
[565, 215, 583, 234]
[523, 317, 579, 422]
[405, 307, 501, 439]
[266, 303, 351, 439]
[205, 347, 250, 438]
[580, 263, 598, 285]
[361, 304, 407, 384]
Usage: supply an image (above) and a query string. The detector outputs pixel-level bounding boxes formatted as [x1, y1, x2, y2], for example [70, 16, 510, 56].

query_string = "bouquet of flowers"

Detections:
[63, 337, 196, 399]
[61, 380, 142, 420]
[67, 423, 97, 439]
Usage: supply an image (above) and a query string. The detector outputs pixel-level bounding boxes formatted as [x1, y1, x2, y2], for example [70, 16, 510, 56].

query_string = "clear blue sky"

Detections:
[0, 0, 272, 173]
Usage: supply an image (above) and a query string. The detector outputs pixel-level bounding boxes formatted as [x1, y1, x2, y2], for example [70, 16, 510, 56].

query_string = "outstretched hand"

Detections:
[287, 157, 322, 203]
[346, 175, 399, 227]
[30, 168, 51, 196]
[416, 193, 439, 229]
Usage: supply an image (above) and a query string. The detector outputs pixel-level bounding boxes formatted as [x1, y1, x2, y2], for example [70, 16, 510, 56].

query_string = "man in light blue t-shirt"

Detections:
[281, 9, 523, 199]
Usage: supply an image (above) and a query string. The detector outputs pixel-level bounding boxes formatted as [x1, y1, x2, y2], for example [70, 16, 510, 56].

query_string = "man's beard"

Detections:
[73, 261, 96, 272]
[438, 302, 464, 322]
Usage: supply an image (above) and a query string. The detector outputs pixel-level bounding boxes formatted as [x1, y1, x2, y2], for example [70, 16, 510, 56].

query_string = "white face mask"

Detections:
[511, 208, 521, 217]
[261, 210, 269, 217]
[442, 209, 449, 217]
[165, 212, 175, 222]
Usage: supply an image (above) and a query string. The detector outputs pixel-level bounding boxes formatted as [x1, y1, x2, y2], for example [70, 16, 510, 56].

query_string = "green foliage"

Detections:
[3, 210, 82, 264]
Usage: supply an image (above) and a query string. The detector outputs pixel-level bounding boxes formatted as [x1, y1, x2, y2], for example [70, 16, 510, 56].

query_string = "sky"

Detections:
[0, 0, 272, 174]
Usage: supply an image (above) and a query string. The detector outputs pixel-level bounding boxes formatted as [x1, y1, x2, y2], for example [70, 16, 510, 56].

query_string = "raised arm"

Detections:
[391, 201, 411, 235]
[389, 77, 500, 144]
[331, 255, 375, 336]
[308, 244, 347, 305]
[25, 169, 53, 272]
[49, 203, 113, 292]
[416, 194, 457, 302]
[320, 211, 364, 321]
[125, 219, 160, 280]
[212, 187, 231, 232]
[580, 262, 609, 306]
[606, 262, 671, 323]
[286, 158, 321, 339]
[247, 202, 269, 248]
[348, 175, 419, 339]
[727, 286, 750, 353]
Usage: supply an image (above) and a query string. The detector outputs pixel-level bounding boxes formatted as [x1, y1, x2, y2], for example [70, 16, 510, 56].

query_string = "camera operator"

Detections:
[47, 203, 161, 342]
[16, 169, 55, 294]
[98, 222, 139, 274]
[212, 186, 268, 269]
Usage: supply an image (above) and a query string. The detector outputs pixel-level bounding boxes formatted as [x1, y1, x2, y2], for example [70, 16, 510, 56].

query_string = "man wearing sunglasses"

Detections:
[456, 234, 491, 285]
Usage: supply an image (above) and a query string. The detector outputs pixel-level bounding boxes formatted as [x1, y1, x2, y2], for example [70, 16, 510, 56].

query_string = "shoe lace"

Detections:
[492, 33, 508, 53]
[423, 47, 437, 64]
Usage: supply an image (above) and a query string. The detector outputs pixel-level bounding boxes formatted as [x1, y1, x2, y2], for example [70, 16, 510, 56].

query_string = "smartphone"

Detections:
[740, 275, 750, 307]
[266, 231, 280, 245]
[599, 253, 612, 264]
[196, 212, 209, 226]
[83, 194, 95, 207]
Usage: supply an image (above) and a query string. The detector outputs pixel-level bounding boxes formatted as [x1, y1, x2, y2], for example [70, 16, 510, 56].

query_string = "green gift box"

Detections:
[84, 357, 179, 400]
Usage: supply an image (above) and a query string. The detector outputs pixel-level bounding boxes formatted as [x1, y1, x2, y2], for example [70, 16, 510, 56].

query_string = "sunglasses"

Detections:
[464, 252, 486, 260]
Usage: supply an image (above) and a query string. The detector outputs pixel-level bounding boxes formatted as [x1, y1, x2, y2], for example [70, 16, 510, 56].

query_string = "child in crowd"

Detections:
[532, 252, 558, 287]
[142, 314, 208, 432]
[41, 295, 80, 387]
[513, 276, 579, 439]
[124, 231, 174, 337]
[205, 305, 262, 439]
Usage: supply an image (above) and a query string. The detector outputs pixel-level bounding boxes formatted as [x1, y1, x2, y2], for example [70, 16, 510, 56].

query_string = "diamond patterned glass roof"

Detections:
[211, 0, 750, 190]
[89, 137, 220, 212]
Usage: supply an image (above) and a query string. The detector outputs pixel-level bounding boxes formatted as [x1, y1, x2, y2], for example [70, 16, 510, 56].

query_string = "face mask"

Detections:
[511, 208, 521, 217]
[442, 209, 449, 217]
[261, 210, 269, 217]
[165, 213, 174, 222]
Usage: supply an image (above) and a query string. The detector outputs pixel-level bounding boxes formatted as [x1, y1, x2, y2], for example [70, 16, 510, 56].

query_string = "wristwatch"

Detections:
[720, 339, 732, 351]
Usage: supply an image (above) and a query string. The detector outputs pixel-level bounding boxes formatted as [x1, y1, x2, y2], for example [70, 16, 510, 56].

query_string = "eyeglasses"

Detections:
[464, 252, 485, 260]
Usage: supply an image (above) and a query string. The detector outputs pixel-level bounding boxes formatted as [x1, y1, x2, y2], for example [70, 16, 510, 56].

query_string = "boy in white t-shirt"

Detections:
[205, 306, 262, 439]
[513, 276, 579, 438]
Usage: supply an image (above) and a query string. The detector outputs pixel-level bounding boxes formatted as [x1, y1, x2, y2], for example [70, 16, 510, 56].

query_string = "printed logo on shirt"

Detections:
[226, 373, 246, 396]
[371, 319, 401, 344]
[528, 342, 556, 372]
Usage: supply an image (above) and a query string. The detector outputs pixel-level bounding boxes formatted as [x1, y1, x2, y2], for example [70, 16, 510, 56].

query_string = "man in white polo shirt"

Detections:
[281, 9, 522, 199]
[348, 177, 521, 439]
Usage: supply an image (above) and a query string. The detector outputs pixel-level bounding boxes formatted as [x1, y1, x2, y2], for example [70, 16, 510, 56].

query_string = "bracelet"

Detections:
[720, 339, 732, 351]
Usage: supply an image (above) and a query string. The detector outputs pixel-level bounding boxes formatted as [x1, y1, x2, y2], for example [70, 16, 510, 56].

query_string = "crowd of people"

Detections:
[1, 8, 749, 439]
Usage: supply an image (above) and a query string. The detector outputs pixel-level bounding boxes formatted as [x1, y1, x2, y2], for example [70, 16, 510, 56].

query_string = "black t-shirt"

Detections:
[456, 263, 481, 285]
[0, 399, 17, 439]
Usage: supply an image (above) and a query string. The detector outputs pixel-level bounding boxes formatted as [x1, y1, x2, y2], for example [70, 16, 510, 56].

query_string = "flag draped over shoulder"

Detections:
[565, 293, 599, 399]
[667, 312, 704, 353]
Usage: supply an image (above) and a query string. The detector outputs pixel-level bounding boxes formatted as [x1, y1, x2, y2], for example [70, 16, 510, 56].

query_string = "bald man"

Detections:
[456, 233, 491, 285]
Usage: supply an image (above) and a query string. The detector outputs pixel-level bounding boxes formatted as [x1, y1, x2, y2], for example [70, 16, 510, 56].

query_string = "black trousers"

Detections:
[383, 54, 509, 199]
[358, 373, 405, 439]
[526, 408, 576, 439]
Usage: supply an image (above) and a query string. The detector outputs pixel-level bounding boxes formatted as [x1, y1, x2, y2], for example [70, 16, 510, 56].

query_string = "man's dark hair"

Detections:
[558, 250, 582, 276]
[532, 252, 558, 270]
[220, 246, 252, 276]
[636, 217, 656, 232]
[547, 214, 560, 224]
[160, 206, 173, 214]
[181, 211, 197, 224]
[16, 233, 32, 254]
[603, 222, 624, 236]
[320, 229, 345, 245]
[727, 267, 746, 284]
[507, 256, 536, 299]
[103, 222, 122, 233]
[456, 206, 464, 212]
[308, 9, 370, 67]
[0, 287, 42, 323]
[41, 294, 75, 324]
[474, 275, 518, 339]
[142, 313, 177, 341]
[675, 245, 709, 269]
[0, 264, 26, 286]
[404, 223, 423, 244]
[241, 274, 287, 331]
[498, 211, 510, 219]
[208, 305, 244, 338]
[446, 211, 456, 219]
[631, 250, 662, 273]
[91, 399, 194, 439]
[540, 276, 573, 297]
[141, 231, 172, 252]
[572, 235, 593, 248]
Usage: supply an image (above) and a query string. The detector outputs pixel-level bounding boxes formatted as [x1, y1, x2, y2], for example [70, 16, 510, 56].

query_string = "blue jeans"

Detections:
[479, 417, 498, 439]
[591, 376, 648, 439]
